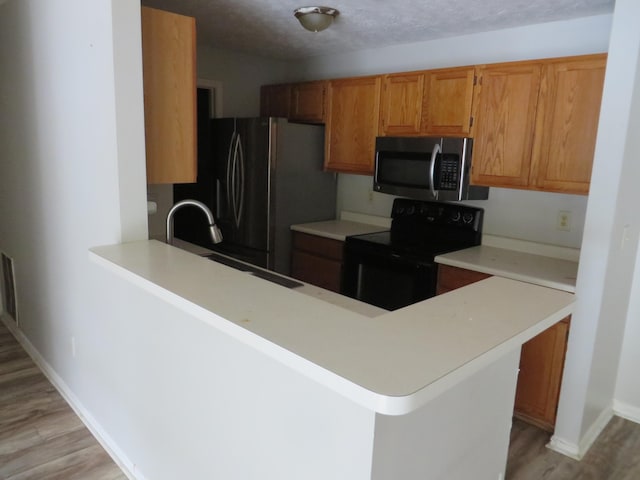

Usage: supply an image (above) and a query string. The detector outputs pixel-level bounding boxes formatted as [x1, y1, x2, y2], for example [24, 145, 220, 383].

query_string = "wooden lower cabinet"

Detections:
[514, 317, 570, 431]
[436, 264, 570, 431]
[291, 232, 344, 293]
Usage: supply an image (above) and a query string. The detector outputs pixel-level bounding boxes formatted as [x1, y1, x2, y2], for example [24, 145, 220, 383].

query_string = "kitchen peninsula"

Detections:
[90, 240, 574, 480]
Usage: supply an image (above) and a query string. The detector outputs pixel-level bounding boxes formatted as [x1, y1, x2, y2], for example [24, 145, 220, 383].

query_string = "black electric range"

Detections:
[341, 198, 484, 311]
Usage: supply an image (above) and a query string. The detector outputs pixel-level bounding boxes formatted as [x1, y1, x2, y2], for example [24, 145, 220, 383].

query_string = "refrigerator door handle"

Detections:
[226, 132, 236, 214]
[236, 133, 245, 227]
[231, 133, 242, 228]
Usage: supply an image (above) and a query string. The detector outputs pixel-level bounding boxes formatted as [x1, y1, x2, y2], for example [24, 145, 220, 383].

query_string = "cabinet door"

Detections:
[142, 7, 197, 184]
[422, 67, 476, 136]
[529, 55, 606, 194]
[379, 73, 424, 135]
[290, 81, 326, 124]
[260, 84, 291, 118]
[436, 264, 491, 295]
[291, 232, 344, 293]
[514, 318, 570, 431]
[471, 62, 542, 188]
[325, 76, 382, 174]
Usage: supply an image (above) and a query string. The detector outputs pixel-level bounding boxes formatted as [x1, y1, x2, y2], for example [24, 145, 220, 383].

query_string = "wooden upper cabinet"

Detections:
[471, 61, 542, 189]
[379, 66, 476, 136]
[379, 73, 424, 135]
[260, 83, 291, 118]
[290, 81, 326, 124]
[472, 54, 606, 194]
[141, 7, 197, 184]
[529, 55, 606, 194]
[422, 66, 476, 136]
[325, 76, 382, 174]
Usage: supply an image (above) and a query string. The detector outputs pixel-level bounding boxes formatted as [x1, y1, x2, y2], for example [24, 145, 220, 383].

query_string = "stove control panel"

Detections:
[391, 198, 483, 231]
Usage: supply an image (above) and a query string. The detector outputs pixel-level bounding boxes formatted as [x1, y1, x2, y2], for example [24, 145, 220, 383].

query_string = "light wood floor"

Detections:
[0, 321, 127, 480]
[2, 320, 640, 479]
[507, 415, 640, 479]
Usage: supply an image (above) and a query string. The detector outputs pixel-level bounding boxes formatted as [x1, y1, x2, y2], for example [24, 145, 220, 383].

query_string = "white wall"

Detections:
[551, 0, 640, 456]
[615, 244, 640, 420]
[196, 44, 290, 117]
[295, 14, 612, 249]
[0, 0, 147, 373]
[609, 0, 640, 423]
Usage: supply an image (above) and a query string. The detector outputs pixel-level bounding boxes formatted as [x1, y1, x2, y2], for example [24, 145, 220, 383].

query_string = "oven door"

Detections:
[341, 245, 437, 311]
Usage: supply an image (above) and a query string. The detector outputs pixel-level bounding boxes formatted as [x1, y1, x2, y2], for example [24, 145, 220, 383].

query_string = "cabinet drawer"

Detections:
[292, 232, 344, 261]
[437, 264, 491, 292]
[291, 250, 342, 293]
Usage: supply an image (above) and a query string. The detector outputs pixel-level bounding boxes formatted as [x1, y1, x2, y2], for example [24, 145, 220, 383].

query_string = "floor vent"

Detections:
[1, 253, 18, 323]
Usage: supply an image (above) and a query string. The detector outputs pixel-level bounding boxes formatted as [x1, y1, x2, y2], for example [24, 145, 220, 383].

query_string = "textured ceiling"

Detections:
[141, 0, 614, 60]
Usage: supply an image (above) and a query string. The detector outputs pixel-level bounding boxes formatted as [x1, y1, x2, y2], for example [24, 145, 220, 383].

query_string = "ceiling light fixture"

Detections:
[294, 6, 339, 33]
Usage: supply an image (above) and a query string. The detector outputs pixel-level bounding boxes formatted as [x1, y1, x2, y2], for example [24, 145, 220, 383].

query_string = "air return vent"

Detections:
[1, 253, 17, 323]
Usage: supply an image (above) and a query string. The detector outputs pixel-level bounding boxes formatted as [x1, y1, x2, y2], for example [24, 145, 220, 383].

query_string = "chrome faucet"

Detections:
[166, 199, 223, 245]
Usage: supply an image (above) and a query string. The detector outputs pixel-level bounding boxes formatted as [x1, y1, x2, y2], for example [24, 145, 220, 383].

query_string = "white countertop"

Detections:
[90, 240, 574, 415]
[169, 237, 387, 318]
[435, 245, 579, 293]
[290, 219, 388, 241]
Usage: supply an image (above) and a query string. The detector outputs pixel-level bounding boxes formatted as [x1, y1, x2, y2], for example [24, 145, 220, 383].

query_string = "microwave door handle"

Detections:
[429, 143, 441, 199]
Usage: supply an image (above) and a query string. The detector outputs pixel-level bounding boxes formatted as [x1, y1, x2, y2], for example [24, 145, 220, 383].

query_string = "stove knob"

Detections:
[450, 211, 461, 223]
[406, 205, 415, 215]
[462, 212, 474, 224]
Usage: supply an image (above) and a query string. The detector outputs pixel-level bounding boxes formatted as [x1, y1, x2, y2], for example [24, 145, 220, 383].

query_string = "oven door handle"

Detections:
[429, 143, 440, 200]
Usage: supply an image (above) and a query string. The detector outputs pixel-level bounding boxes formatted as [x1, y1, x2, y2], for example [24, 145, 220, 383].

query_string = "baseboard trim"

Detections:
[613, 400, 640, 424]
[547, 405, 613, 460]
[0, 315, 144, 480]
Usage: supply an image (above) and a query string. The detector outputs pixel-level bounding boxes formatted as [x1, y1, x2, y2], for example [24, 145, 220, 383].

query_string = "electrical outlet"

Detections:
[557, 210, 572, 231]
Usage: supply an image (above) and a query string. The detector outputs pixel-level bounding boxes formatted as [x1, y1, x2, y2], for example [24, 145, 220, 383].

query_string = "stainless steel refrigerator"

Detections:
[174, 117, 337, 275]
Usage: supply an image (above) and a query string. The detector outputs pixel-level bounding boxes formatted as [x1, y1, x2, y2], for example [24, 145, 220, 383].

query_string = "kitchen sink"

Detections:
[205, 251, 304, 289]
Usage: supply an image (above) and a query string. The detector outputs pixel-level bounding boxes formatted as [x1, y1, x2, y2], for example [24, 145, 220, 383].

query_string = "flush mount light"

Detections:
[294, 6, 340, 32]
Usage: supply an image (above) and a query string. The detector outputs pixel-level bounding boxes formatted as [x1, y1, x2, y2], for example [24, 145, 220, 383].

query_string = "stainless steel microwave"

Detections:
[373, 136, 489, 201]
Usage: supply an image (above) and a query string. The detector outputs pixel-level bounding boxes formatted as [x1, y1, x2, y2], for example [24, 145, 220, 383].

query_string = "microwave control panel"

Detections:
[435, 154, 460, 190]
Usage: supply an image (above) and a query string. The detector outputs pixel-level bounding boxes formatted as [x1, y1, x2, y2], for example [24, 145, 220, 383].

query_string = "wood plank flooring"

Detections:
[1, 319, 639, 479]
[0, 321, 127, 480]
[507, 415, 640, 479]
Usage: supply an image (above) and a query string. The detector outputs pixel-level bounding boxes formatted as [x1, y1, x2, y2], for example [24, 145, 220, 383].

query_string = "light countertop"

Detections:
[290, 219, 388, 241]
[91, 240, 574, 415]
[435, 245, 579, 293]
[169, 237, 387, 318]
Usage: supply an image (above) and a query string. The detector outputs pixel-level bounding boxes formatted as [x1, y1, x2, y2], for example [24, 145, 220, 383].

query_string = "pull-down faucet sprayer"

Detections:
[166, 199, 223, 246]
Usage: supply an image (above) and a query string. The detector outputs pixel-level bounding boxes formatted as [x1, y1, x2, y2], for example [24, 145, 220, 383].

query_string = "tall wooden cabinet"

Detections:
[472, 54, 606, 194]
[324, 76, 382, 174]
[141, 7, 197, 184]
[436, 264, 570, 431]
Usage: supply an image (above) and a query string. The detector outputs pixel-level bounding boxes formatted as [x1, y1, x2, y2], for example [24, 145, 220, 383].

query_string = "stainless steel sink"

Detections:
[205, 251, 304, 289]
